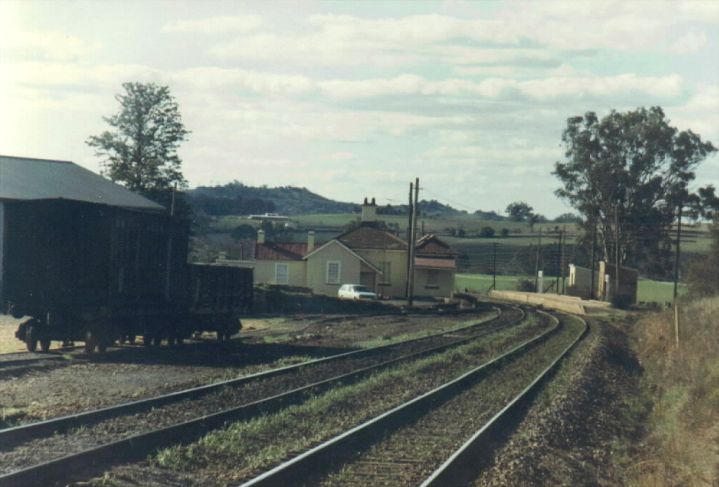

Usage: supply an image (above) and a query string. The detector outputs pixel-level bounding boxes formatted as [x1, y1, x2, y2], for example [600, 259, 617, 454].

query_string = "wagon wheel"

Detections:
[25, 325, 38, 353]
[39, 338, 51, 352]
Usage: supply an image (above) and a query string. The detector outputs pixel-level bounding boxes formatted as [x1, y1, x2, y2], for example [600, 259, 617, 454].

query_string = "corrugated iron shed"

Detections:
[0, 155, 164, 212]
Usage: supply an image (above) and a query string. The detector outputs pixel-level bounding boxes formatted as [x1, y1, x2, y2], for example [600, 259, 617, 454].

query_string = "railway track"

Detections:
[0, 352, 72, 379]
[0, 305, 541, 487]
[238, 312, 587, 487]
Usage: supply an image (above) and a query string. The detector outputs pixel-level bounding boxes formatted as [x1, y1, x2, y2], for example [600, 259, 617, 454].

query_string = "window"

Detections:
[426, 269, 439, 287]
[326, 261, 341, 284]
[275, 263, 289, 284]
[379, 261, 391, 285]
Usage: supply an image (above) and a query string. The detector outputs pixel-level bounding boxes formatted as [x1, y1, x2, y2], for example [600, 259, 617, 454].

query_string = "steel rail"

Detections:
[237, 311, 562, 487]
[420, 313, 588, 487]
[0, 307, 509, 448]
[0, 307, 531, 487]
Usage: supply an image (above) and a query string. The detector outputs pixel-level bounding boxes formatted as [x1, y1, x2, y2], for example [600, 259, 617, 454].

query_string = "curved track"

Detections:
[238, 312, 587, 487]
[0, 306, 534, 487]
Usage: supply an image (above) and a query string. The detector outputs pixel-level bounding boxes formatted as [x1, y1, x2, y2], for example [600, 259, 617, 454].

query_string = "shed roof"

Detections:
[415, 234, 457, 256]
[255, 242, 308, 261]
[337, 224, 408, 251]
[0, 155, 164, 211]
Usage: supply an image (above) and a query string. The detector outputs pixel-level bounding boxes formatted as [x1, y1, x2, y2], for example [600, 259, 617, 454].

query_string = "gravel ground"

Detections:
[0, 309, 494, 426]
[471, 318, 642, 487]
[81, 310, 549, 487]
[0, 309, 513, 476]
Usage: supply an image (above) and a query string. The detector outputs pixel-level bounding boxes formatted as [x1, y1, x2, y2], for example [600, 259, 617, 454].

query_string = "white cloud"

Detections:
[163, 15, 263, 34]
[670, 31, 709, 54]
[0, 29, 98, 61]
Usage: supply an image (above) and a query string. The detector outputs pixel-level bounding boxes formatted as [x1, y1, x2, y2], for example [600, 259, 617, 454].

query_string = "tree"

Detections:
[687, 218, 719, 296]
[479, 226, 495, 238]
[554, 106, 716, 275]
[87, 82, 190, 196]
[505, 201, 534, 222]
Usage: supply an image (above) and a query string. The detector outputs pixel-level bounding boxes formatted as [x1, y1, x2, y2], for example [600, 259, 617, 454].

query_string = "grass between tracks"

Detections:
[147, 313, 546, 485]
[354, 310, 499, 348]
[627, 296, 719, 486]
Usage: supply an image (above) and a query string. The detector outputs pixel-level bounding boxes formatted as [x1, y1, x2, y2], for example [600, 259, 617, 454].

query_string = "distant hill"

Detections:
[188, 181, 358, 216]
[188, 181, 482, 218]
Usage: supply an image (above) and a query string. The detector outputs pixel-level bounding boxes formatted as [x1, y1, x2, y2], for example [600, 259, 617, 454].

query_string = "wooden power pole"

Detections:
[407, 178, 419, 306]
[405, 182, 414, 300]
[673, 205, 683, 302]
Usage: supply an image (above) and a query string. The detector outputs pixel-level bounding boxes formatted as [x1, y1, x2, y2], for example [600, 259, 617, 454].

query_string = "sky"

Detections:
[1, 0, 718, 218]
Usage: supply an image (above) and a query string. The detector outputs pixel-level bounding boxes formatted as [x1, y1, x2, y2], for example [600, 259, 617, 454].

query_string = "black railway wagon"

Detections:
[0, 155, 252, 352]
[186, 263, 253, 341]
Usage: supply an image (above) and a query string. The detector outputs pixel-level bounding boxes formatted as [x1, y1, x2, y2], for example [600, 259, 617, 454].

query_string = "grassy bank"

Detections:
[629, 296, 719, 486]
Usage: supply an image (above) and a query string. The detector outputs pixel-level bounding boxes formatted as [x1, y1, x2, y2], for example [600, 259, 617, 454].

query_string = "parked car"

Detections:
[338, 284, 377, 300]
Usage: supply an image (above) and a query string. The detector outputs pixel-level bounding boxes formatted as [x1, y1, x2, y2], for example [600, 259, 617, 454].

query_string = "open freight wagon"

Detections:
[0, 155, 252, 352]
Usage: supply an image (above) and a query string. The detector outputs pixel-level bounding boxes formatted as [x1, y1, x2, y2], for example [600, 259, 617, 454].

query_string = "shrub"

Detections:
[479, 226, 495, 238]
[500, 228, 510, 237]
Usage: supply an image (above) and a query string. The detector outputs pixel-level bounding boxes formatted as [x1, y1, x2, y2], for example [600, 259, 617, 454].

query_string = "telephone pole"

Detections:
[673, 205, 683, 302]
[492, 242, 497, 291]
[614, 204, 620, 301]
[560, 227, 566, 294]
[405, 182, 414, 300]
[407, 178, 419, 306]
[590, 218, 596, 299]
[534, 227, 542, 291]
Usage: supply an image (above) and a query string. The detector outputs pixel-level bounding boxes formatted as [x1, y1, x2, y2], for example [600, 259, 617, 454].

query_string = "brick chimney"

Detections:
[361, 197, 377, 223]
[257, 229, 265, 244]
[307, 230, 315, 253]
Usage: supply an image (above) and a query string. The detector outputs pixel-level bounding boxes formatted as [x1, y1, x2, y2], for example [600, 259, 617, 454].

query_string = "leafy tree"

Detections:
[479, 226, 495, 238]
[554, 212, 582, 223]
[230, 224, 258, 241]
[87, 82, 190, 195]
[687, 218, 719, 296]
[554, 106, 716, 275]
[505, 201, 534, 222]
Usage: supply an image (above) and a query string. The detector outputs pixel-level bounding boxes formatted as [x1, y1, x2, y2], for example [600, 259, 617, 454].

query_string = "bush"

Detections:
[500, 228, 510, 237]
[479, 226, 495, 238]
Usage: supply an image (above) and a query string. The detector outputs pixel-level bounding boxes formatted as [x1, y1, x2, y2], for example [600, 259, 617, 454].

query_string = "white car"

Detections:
[338, 284, 378, 300]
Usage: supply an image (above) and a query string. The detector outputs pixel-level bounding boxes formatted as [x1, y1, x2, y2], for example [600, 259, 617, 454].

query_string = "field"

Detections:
[455, 273, 687, 304]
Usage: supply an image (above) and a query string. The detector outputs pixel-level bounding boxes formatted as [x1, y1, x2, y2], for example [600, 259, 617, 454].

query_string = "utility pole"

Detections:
[405, 182, 414, 300]
[590, 217, 596, 299]
[555, 230, 560, 292]
[673, 205, 683, 302]
[492, 242, 497, 291]
[407, 178, 419, 306]
[614, 204, 620, 301]
[534, 227, 542, 291]
[560, 227, 566, 294]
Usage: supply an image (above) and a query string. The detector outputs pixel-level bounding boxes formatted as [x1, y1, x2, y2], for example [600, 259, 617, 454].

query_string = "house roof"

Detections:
[0, 155, 164, 211]
[303, 239, 383, 274]
[337, 224, 408, 251]
[415, 234, 457, 256]
[255, 242, 309, 261]
[415, 257, 457, 270]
